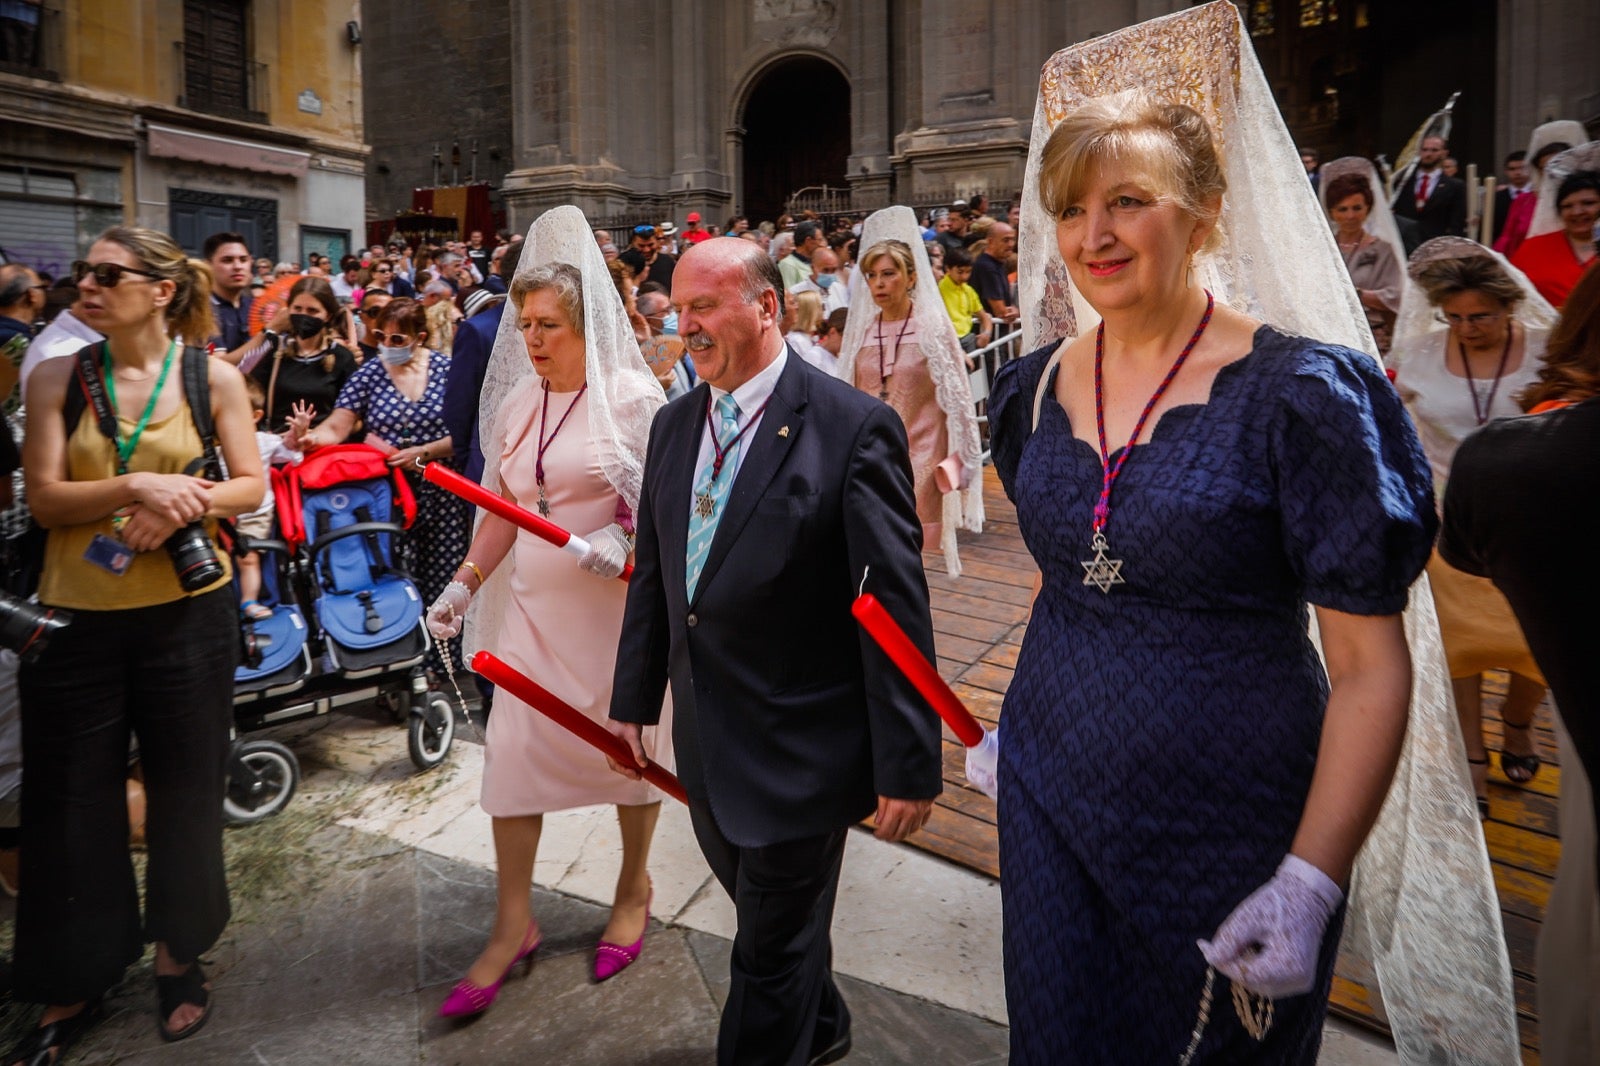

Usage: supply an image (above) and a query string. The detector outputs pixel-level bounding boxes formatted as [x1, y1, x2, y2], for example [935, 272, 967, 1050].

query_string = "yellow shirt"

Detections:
[939, 275, 982, 338]
[40, 402, 233, 611]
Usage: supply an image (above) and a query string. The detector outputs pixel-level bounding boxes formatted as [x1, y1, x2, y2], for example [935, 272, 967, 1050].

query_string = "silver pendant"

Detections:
[694, 492, 717, 519]
[537, 485, 551, 517]
[1080, 532, 1125, 592]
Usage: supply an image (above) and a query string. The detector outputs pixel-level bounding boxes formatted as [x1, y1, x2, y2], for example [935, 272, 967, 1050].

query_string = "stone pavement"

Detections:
[3, 709, 1401, 1064]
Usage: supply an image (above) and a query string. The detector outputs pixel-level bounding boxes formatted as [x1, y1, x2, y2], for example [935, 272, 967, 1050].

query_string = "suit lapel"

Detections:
[689, 353, 808, 606]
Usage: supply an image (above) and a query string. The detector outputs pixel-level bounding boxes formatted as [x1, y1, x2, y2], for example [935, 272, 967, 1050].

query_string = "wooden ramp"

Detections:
[908, 468, 1556, 1063]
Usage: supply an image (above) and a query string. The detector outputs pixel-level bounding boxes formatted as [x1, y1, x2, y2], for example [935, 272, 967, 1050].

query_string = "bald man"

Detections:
[608, 238, 940, 1066]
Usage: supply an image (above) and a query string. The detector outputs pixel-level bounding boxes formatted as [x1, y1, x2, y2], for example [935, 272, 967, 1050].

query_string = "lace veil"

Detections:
[836, 205, 984, 575]
[1319, 155, 1417, 363]
[1017, 5, 1519, 1063]
[1527, 139, 1600, 240]
[1393, 236, 1559, 362]
[464, 205, 666, 662]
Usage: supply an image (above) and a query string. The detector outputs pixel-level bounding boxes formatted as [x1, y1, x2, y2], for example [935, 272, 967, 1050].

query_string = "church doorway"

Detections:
[740, 56, 850, 224]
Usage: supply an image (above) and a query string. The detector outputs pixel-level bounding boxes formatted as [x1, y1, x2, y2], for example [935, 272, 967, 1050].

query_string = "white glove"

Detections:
[964, 727, 999, 799]
[1197, 854, 1344, 998]
[577, 523, 631, 579]
[427, 580, 473, 639]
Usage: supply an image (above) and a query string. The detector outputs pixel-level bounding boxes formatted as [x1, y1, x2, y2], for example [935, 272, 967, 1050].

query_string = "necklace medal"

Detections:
[1082, 292, 1215, 593]
[536, 484, 551, 517]
[694, 491, 717, 519]
[875, 304, 913, 405]
[533, 380, 588, 520]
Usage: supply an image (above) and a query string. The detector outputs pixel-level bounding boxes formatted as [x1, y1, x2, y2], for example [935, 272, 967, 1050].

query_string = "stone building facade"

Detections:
[358, 0, 1598, 233]
[0, 0, 368, 275]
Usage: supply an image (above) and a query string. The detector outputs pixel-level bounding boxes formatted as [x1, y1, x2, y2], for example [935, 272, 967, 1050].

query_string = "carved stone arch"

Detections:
[727, 49, 851, 222]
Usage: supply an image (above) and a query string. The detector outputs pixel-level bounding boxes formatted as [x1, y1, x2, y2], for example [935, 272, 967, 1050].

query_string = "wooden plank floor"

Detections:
[908, 468, 1557, 1063]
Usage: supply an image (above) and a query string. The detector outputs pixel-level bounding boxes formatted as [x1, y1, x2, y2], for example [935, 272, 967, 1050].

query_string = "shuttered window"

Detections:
[184, 0, 250, 116]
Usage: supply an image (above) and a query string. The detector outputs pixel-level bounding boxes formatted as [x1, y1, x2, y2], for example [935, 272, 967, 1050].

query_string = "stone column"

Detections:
[672, 0, 731, 219]
[847, 1, 894, 209]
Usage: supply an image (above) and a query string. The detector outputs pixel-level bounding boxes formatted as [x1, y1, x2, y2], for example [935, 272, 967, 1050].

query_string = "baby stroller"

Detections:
[224, 444, 456, 824]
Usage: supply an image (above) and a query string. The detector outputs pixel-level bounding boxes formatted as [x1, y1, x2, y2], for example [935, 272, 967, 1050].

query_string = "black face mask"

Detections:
[290, 313, 326, 339]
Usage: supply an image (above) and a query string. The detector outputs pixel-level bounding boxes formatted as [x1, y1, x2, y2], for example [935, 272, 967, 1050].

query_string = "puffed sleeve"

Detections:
[987, 340, 1060, 503]
[1269, 342, 1438, 614]
[334, 359, 375, 415]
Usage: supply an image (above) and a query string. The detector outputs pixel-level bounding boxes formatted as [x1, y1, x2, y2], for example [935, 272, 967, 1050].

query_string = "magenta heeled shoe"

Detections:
[438, 923, 542, 1018]
[593, 890, 652, 982]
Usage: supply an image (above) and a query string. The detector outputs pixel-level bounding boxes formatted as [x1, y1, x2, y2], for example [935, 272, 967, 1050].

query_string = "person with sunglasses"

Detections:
[618, 225, 675, 290]
[355, 288, 394, 363]
[249, 276, 359, 434]
[295, 297, 470, 675]
[368, 258, 415, 298]
[1391, 237, 1556, 819]
[14, 226, 264, 1062]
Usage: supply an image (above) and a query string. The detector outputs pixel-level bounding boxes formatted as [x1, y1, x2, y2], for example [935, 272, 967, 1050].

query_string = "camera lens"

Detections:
[0, 593, 71, 663]
[166, 523, 227, 593]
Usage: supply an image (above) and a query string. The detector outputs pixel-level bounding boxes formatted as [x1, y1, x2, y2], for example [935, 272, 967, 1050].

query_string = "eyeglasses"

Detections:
[1437, 311, 1506, 328]
[358, 305, 387, 317]
[374, 265, 394, 273]
[633, 226, 656, 236]
[369, 331, 413, 346]
[71, 260, 162, 288]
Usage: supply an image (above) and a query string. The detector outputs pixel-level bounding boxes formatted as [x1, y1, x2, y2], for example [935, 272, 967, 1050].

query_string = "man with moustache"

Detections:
[607, 238, 940, 1066]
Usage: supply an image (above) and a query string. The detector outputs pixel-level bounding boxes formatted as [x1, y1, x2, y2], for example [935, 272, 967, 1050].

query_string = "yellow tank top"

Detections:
[40, 401, 234, 611]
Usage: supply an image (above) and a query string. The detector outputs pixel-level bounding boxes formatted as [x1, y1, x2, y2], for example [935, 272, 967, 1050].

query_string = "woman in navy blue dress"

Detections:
[989, 93, 1436, 1063]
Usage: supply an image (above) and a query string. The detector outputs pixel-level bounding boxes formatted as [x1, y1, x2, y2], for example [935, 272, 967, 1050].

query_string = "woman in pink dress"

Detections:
[837, 206, 983, 575]
[425, 207, 669, 1018]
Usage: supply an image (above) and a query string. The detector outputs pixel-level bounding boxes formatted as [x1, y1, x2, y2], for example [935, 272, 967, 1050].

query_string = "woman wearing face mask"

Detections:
[250, 277, 359, 431]
[296, 298, 471, 673]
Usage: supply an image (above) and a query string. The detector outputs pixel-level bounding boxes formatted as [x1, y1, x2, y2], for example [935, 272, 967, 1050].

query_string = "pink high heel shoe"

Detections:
[593, 889, 652, 982]
[438, 922, 542, 1018]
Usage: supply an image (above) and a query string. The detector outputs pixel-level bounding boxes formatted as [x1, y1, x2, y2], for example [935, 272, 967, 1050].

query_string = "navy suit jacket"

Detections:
[610, 350, 942, 847]
[442, 307, 503, 482]
[1393, 170, 1467, 241]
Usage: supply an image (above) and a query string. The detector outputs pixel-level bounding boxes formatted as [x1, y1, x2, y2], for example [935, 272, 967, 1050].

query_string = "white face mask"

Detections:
[378, 344, 415, 366]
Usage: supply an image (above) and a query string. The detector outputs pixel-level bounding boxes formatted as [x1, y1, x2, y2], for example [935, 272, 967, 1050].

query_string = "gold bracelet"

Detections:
[459, 560, 486, 588]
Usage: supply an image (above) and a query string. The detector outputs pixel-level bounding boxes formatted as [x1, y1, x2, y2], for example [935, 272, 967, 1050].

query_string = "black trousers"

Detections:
[689, 803, 851, 1066]
[15, 587, 237, 1004]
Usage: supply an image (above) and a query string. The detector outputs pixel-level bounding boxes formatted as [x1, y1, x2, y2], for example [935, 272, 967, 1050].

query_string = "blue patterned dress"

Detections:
[988, 327, 1436, 1064]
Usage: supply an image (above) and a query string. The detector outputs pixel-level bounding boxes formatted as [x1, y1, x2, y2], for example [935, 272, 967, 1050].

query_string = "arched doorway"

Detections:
[740, 56, 850, 224]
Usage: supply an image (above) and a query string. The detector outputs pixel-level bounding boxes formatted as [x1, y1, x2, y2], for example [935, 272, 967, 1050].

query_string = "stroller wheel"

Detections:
[409, 694, 456, 771]
[224, 739, 301, 824]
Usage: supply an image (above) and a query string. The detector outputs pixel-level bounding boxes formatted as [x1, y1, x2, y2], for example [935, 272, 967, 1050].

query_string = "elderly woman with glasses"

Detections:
[369, 258, 416, 298]
[1390, 237, 1556, 819]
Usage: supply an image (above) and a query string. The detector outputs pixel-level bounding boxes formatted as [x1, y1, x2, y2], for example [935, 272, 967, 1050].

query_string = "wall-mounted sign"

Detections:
[298, 89, 323, 115]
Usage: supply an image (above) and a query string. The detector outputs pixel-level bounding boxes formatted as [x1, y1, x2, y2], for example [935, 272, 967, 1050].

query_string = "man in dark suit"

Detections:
[1393, 134, 1468, 240]
[608, 238, 941, 1066]
[1492, 150, 1532, 245]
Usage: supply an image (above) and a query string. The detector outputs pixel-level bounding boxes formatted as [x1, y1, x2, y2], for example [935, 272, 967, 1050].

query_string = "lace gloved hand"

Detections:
[1197, 855, 1344, 998]
[964, 727, 1000, 800]
[577, 523, 631, 579]
[427, 581, 473, 639]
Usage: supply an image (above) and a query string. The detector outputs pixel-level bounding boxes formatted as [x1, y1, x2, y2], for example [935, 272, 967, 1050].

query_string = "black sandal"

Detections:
[1468, 756, 1490, 821]
[4, 999, 102, 1066]
[156, 963, 212, 1043]
[1500, 723, 1542, 785]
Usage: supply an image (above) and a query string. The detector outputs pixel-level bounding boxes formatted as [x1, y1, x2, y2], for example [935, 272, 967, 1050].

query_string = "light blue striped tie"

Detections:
[686, 393, 742, 598]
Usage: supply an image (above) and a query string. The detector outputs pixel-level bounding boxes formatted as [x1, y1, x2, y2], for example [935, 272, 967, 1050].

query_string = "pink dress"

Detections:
[855, 319, 949, 528]
[480, 384, 672, 816]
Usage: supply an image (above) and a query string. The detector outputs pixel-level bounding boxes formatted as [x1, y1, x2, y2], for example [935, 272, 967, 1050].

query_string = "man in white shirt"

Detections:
[329, 256, 363, 304]
[789, 247, 848, 314]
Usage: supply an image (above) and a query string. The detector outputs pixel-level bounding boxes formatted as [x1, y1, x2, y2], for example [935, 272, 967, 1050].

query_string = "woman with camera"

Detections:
[12, 226, 263, 1063]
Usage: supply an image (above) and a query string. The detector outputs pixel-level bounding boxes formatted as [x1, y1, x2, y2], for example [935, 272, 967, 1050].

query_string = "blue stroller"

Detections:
[225, 444, 456, 824]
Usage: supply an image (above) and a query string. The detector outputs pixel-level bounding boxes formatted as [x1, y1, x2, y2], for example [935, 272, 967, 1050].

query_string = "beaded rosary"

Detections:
[1176, 963, 1273, 1065]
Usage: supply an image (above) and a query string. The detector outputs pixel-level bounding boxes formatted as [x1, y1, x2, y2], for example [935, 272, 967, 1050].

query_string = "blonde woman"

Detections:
[15, 227, 264, 1060]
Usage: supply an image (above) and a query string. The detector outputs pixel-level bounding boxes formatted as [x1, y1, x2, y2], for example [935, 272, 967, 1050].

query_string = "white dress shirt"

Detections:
[690, 345, 788, 520]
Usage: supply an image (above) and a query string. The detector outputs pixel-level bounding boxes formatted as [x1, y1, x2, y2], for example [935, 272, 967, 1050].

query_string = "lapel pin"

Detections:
[777, 425, 790, 438]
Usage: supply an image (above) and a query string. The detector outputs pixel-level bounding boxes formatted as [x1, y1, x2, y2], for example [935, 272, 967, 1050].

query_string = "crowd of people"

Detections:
[0, 4, 1594, 1064]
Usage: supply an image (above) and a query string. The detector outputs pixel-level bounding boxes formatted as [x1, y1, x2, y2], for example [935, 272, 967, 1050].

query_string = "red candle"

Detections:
[472, 651, 686, 804]
[423, 462, 633, 582]
[851, 593, 986, 747]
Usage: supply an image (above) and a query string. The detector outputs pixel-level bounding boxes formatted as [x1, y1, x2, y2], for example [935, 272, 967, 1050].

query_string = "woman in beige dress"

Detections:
[837, 206, 983, 575]
[1390, 237, 1556, 818]
[424, 207, 669, 1017]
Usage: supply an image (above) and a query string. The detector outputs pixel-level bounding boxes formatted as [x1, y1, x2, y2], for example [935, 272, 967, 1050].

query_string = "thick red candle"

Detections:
[423, 462, 633, 582]
[472, 652, 686, 804]
[851, 594, 986, 747]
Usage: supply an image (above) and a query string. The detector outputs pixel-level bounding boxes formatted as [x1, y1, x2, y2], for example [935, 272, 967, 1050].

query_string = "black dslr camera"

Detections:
[167, 456, 227, 593]
[0, 593, 70, 663]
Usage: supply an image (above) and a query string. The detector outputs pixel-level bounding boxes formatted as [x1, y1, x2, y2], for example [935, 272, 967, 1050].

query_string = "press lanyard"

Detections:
[103, 340, 178, 474]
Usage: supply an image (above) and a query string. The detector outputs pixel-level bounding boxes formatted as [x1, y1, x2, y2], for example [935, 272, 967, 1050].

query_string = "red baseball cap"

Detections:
[686, 212, 701, 223]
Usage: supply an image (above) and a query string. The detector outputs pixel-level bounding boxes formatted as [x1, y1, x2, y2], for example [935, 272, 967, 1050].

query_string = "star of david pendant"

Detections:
[537, 486, 551, 517]
[1080, 532, 1125, 592]
[694, 492, 717, 519]
[878, 387, 889, 401]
